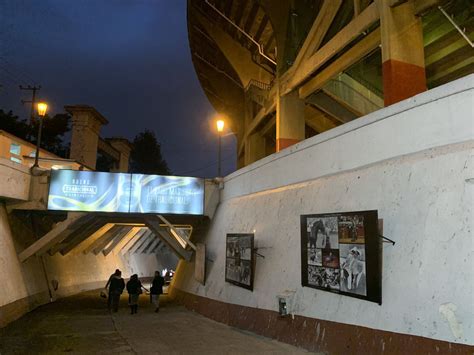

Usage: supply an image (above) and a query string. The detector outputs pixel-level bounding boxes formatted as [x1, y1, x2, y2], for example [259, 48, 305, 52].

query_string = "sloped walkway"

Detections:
[0, 290, 312, 354]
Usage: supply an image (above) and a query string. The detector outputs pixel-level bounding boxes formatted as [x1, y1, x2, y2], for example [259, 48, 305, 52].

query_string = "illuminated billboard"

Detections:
[130, 174, 204, 214]
[48, 170, 204, 215]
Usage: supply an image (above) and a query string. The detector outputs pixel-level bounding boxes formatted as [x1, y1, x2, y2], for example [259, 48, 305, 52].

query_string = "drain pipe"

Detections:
[438, 6, 473, 48]
[204, 0, 277, 65]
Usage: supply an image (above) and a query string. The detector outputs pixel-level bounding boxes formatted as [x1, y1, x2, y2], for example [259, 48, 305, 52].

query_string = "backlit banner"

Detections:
[48, 170, 131, 212]
[48, 170, 204, 215]
[130, 174, 204, 214]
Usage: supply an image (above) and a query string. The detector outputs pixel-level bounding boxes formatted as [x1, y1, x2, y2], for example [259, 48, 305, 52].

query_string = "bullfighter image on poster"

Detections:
[301, 210, 381, 304]
[225, 234, 254, 290]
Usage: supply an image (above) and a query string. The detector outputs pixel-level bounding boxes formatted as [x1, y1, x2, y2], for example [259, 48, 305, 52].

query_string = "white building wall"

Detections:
[175, 75, 474, 345]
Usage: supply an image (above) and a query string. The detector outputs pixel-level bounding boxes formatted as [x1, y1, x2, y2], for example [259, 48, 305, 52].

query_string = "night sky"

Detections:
[0, 0, 237, 177]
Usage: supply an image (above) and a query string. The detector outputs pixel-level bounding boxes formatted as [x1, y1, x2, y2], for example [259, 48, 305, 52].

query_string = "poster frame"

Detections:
[300, 210, 382, 305]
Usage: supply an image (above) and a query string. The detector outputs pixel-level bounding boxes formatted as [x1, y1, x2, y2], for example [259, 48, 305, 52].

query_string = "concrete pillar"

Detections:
[276, 90, 305, 152]
[245, 133, 266, 165]
[243, 93, 266, 165]
[107, 138, 132, 173]
[65, 105, 108, 169]
[378, 0, 426, 106]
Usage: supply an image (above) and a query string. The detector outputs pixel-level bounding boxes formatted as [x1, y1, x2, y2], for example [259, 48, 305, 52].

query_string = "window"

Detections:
[10, 143, 21, 155]
[9, 142, 22, 164]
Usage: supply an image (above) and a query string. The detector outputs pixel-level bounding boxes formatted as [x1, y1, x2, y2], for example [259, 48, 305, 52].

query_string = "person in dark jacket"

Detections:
[107, 270, 125, 312]
[126, 274, 147, 314]
[150, 270, 165, 313]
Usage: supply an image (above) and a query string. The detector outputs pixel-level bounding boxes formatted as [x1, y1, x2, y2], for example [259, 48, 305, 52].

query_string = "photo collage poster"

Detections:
[301, 211, 381, 303]
[225, 234, 254, 290]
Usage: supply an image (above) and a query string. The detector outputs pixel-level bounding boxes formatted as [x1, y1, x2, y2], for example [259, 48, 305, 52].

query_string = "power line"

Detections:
[20, 85, 41, 124]
[0, 57, 36, 84]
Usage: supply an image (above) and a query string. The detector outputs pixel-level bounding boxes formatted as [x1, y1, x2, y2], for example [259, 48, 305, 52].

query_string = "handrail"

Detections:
[204, 0, 277, 65]
[193, 52, 243, 88]
[245, 79, 272, 92]
[439, 6, 473, 48]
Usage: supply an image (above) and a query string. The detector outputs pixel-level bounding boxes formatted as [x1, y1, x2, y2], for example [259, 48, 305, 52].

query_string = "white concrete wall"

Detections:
[0, 204, 29, 307]
[175, 75, 474, 345]
[0, 158, 30, 201]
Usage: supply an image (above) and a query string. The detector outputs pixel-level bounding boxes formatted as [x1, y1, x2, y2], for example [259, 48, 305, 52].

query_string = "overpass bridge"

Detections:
[1, 162, 220, 265]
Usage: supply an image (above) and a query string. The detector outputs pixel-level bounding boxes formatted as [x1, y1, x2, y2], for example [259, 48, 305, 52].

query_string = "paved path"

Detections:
[0, 290, 312, 354]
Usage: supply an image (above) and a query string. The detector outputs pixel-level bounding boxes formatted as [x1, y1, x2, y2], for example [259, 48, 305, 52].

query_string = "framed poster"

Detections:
[301, 210, 381, 304]
[225, 234, 254, 291]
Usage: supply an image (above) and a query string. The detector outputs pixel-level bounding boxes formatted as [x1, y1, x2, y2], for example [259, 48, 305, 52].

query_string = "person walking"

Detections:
[126, 274, 148, 314]
[150, 270, 165, 313]
[107, 270, 125, 312]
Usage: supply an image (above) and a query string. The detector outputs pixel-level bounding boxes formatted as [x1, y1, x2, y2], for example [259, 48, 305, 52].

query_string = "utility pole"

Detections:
[20, 85, 41, 125]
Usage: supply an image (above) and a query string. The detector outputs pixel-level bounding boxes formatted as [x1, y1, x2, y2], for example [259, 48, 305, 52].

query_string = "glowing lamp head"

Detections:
[216, 119, 225, 132]
[37, 102, 48, 117]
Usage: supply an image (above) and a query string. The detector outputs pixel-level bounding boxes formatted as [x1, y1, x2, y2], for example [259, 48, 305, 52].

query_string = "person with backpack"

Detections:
[126, 274, 148, 314]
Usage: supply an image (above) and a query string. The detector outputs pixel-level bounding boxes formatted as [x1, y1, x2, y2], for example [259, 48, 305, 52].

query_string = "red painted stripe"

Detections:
[276, 138, 300, 152]
[383, 59, 427, 106]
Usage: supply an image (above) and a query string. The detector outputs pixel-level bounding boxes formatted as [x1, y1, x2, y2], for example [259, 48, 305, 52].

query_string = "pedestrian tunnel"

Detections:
[1, 169, 219, 326]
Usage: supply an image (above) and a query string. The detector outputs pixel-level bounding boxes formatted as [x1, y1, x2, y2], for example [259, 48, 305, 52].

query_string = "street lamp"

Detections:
[216, 119, 224, 176]
[33, 102, 48, 168]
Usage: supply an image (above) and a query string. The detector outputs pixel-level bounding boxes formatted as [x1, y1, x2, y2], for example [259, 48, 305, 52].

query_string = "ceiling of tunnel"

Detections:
[12, 209, 209, 263]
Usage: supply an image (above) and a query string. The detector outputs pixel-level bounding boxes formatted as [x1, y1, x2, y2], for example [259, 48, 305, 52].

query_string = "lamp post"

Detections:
[216, 119, 224, 176]
[33, 102, 48, 168]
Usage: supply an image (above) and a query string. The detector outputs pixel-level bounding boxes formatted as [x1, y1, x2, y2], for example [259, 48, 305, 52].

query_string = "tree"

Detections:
[0, 109, 70, 157]
[0, 110, 30, 140]
[30, 113, 70, 157]
[129, 129, 170, 175]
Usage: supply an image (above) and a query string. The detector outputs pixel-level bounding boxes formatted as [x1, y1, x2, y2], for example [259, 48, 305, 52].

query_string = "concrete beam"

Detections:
[72, 223, 115, 254]
[128, 231, 153, 254]
[114, 227, 144, 253]
[305, 92, 358, 123]
[55, 218, 107, 256]
[144, 239, 161, 254]
[150, 240, 163, 254]
[136, 234, 157, 254]
[281, 2, 380, 96]
[299, 28, 381, 99]
[92, 226, 131, 255]
[238, 98, 276, 156]
[119, 228, 147, 253]
[157, 215, 196, 251]
[102, 226, 134, 256]
[145, 216, 192, 261]
[291, 0, 343, 71]
[18, 213, 91, 262]
[304, 105, 338, 133]
[82, 225, 121, 255]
